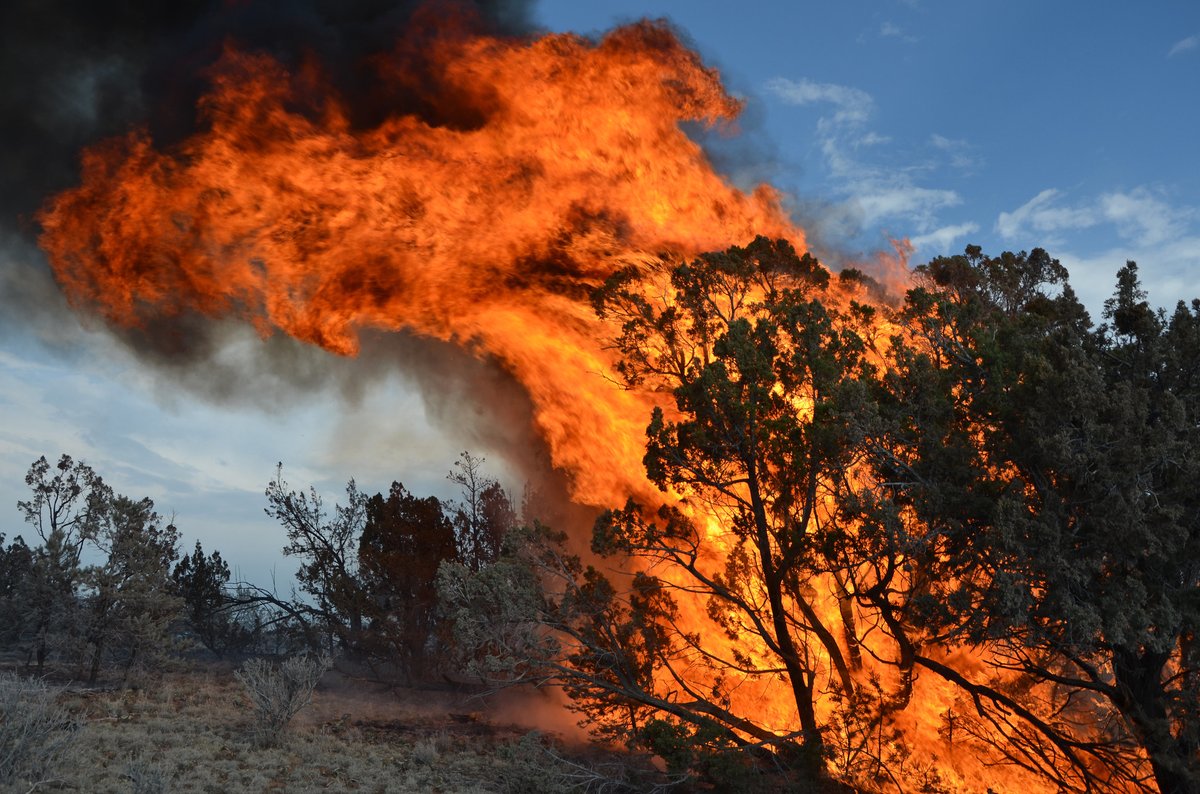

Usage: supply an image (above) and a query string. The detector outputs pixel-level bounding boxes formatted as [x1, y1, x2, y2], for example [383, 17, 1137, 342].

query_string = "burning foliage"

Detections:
[18, 3, 1200, 792]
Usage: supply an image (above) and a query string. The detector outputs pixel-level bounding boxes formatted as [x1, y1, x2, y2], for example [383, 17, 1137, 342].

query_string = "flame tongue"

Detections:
[38, 21, 799, 505]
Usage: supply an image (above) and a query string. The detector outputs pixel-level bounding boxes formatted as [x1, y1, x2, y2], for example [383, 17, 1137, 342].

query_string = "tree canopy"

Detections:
[443, 238, 1200, 792]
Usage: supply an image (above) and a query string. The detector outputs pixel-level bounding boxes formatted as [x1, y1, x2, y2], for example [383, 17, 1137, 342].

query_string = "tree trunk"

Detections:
[1112, 647, 1198, 794]
[746, 472, 822, 749]
[88, 638, 103, 684]
[833, 571, 862, 670]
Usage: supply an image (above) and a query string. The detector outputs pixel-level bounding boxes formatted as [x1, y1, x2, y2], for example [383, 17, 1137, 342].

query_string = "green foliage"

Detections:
[18, 453, 112, 550]
[358, 480, 459, 676]
[80, 495, 182, 682]
[4, 455, 191, 681]
[17, 454, 113, 672]
[171, 540, 256, 658]
[0, 534, 33, 645]
[639, 718, 765, 792]
[263, 460, 493, 679]
[446, 451, 516, 571]
[268, 465, 370, 652]
[437, 523, 564, 685]
[885, 248, 1200, 790]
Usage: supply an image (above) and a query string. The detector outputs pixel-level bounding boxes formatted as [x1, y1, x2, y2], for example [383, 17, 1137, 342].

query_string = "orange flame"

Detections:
[39, 20, 797, 509]
[37, 17, 1086, 793]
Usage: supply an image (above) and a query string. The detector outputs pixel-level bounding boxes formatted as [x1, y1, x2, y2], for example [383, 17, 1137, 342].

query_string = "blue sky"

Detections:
[2, 0, 1198, 582]
[540, 0, 1200, 311]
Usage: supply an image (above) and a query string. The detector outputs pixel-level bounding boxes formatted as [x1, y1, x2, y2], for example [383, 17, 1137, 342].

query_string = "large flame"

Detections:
[38, 20, 797, 509]
[37, 16, 1084, 793]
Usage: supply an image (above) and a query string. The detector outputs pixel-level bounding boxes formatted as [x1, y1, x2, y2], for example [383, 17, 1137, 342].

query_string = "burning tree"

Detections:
[592, 238, 883, 752]
[879, 250, 1200, 791]
[444, 241, 1200, 792]
[444, 238, 900, 785]
[26, 3, 1200, 786]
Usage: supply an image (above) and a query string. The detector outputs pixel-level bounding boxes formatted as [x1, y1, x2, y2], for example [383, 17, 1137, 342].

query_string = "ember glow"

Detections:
[37, 15, 1104, 794]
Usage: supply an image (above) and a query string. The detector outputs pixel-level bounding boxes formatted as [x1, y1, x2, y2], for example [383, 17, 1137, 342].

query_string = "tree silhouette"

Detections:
[359, 481, 459, 678]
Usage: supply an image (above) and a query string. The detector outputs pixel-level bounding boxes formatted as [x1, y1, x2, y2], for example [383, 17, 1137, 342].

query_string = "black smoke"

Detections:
[0, 0, 533, 229]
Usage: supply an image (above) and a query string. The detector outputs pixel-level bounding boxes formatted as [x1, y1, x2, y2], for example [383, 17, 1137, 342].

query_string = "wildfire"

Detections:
[39, 19, 802, 510]
[37, 13, 1082, 794]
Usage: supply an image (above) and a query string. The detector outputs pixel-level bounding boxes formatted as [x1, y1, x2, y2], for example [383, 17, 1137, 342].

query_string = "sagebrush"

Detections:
[235, 652, 331, 747]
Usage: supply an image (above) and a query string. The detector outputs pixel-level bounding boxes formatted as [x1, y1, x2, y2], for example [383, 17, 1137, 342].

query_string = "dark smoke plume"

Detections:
[0, 0, 572, 492]
[0, 0, 535, 330]
[0, 0, 531, 337]
[0, 1, 533, 226]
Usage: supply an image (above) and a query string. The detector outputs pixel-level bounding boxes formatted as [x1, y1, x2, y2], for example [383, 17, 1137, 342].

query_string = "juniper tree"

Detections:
[81, 495, 181, 682]
[883, 249, 1200, 791]
[17, 454, 112, 672]
[358, 481, 459, 678]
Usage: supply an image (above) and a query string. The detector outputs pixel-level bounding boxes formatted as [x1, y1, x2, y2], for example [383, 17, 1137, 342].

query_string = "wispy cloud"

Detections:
[996, 188, 1098, 241]
[879, 22, 918, 43]
[851, 186, 961, 229]
[765, 77, 874, 125]
[930, 133, 982, 173]
[1168, 34, 1198, 57]
[766, 75, 972, 247]
[996, 187, 1195, 247]
[910, 222, 980, 253]
[1098, 190, 1191, 246]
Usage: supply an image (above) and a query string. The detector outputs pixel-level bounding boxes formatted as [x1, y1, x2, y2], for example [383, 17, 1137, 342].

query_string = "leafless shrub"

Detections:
[234, 653, 331, 747]
[123, 752, 169, 794]
[0, 671, 81, 788]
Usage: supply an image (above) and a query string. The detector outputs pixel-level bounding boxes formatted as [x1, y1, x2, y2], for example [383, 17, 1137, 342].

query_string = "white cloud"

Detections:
[852, 186, 961, 229]
[764, 77, 874, 125]
[880, 22, 918, 43]
[930, 133, 982, 172]
[1168, 34, 1198, 57]
[1098, 190, 1191, 246]
[997, 187, 1195, 247]
[996, 188, 1098, 240]
[766, 75, 973, 244]
[910, 222, 980, 254]
[855, 131, 891, 148]
[994, 188, 1200, 315]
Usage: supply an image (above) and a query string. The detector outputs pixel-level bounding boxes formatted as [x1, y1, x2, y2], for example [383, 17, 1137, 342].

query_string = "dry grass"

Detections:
[0, 672, 82, 790]
[0, 664, 654, 794]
